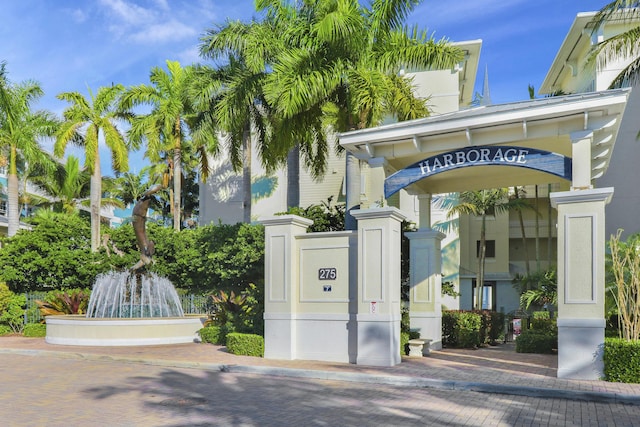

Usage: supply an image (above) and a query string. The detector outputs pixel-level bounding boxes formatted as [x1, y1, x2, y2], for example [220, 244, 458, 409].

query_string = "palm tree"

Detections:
[55, 84, 130, 251]
[198, 23, 292, 222]
[589, 2, 640, 88]
[121, 60, 218, 230]
[447, 189, 514, 310]
[255, 0, 464, 229]
[0, 62, 57, 237]
[111, 167, 156, 207]
[32, 155, 122, 215]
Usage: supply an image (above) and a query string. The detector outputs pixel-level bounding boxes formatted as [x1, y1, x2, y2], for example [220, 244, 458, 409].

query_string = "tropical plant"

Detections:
[447, 188, 526, 309]
[31, 155, 122, 215]
[280, 196, 345, 232]
[608, 229, 640, 340]
[266, 0, 463, 228]
[198, 33, 282, 223]
[121, 60, 218, 230]
[200, 1, 463, 227]
[0, 61, 57, 237]
[515, 268, 558, 311]
[55, 84, 131, 251]
[36, 288, 91, 317]
[589, 2, 640, 89]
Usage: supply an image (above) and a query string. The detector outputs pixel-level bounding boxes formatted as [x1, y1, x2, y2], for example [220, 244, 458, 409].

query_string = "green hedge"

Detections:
[198, 326, 222, 344]
[604, 338, 640, 383]
[0, 324, 12, 336]
[23, 323, 46, 337]
[442, 311, 482, 348]
[487, 311, 505, 344]
[515, 330, 556, 354]
[226, 333, 264, 357]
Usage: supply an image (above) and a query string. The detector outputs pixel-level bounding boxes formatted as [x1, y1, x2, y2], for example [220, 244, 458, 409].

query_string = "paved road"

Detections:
[2, 353, 640, 427]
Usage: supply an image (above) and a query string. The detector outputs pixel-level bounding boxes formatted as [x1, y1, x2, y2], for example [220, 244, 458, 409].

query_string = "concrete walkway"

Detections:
[1, 336, 639, 405]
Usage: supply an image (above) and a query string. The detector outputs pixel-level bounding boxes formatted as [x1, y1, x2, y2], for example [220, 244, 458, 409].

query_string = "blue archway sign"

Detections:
[384, 146, 572, 198]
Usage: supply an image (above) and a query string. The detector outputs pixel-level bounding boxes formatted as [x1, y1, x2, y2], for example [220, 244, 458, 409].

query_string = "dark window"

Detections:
[476, 240, 496, 258]
[471, 280, 496, 311]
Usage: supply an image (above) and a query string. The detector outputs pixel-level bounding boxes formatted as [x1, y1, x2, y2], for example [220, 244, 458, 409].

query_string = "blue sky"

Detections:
[0, 0, 608, 176]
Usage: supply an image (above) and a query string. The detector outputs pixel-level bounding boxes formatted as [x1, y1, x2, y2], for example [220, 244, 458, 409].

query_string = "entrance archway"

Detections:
[339, 89, 630, 380]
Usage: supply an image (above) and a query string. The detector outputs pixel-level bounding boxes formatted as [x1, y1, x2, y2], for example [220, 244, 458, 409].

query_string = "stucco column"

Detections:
[570, 131, 594, 190]
[417, 194, 432, 229]
[550, 188, 613, 380]
[260, 215, 313, 360]
[352, 207, 406, 366]
[407, 229, 445, 351]
[367, 157, 387, 208]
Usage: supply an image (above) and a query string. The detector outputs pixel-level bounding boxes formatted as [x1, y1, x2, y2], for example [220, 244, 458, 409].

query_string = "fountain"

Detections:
[45, 184, 205, 346]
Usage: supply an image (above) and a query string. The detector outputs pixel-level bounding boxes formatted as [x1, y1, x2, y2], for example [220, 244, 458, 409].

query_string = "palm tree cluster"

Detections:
[0, 0, 464, 250]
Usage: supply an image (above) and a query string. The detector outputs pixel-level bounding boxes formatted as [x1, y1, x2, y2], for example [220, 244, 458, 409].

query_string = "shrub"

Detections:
[401, 331, 409, 356]
[515, 330, 556, 354]
[0, 324, 12, 336]
[0, 292, 26, 333]
[488, 311, 505, 345]
[604, 338, 640, 383]
[23, 323, 46, 337]
[530, 311, 556, 333]
[37, 288, 91, 317]
[442, 310, 482, 348]
[198, 326, 222, 344]
[226, 333, 264, 357]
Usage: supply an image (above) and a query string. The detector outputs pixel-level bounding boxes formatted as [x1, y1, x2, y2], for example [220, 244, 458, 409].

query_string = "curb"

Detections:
[2, 347, 639, 405]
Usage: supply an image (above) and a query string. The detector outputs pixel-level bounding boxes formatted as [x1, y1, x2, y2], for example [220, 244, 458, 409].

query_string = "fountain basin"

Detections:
[45, 315, 206, 346]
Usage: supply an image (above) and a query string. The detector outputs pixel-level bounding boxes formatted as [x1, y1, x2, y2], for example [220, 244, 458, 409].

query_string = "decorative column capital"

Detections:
[550, 187, 614, 208]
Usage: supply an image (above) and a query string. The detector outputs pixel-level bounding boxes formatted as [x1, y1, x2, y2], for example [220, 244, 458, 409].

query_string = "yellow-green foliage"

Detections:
[0, 282, 13, 311]
[604, 338, 640, 383]
[198, 326, 222, 344]
[226, 333, 264, 357]
[23, 323, 46, 337]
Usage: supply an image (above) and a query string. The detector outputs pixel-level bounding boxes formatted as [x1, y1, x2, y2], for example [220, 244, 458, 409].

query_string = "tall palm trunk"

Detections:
[89, 128, 102, 252]
[172, 118, 182, 231]
[535, 185, 540, 271]
[242, 124, 252, 223]
[513, 186, 530, 275]
[286, 145, 300, 210]
[7, 145, 19, 237]
[477, 215, 487, 310]
[547, 184, 552, 266]
[345, 151, 360, 230]
[90, 162, 102, 252]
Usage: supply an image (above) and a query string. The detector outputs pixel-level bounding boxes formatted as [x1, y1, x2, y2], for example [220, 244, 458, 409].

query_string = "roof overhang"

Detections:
[339, 89, 631, 194]
[540, 12, 597, 95]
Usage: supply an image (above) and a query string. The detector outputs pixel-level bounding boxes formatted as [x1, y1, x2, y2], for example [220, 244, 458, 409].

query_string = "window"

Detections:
[471, 280, 496, 311]
[0, 200, 6, 216]
[476, 240, 496, 258]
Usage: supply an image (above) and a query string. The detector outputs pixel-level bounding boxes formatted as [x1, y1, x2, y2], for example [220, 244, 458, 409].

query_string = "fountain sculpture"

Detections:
[45, 184, 204, 346]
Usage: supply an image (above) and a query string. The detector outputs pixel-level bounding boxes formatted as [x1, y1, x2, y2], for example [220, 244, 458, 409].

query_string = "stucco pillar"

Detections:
[407, 229, 445, 350]
[550, 188, 613, 380]
[260, 215, 313, 360]
[417, 194, 432, 229]
[352, 207, 406, 366]
[570, 131, 594, 190]
[367, 157, 387, 208]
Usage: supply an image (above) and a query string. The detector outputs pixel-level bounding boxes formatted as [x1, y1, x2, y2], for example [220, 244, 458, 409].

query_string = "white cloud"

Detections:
[176, 46, 202, 66]
[99, 0, 155, 25]
[70, 8, 89, 23]
[130, 19, 197, 43]
[97, 0, 202, 45]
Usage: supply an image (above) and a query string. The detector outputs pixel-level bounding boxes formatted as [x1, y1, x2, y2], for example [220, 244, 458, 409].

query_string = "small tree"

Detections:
[608, 229, 640, 340]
